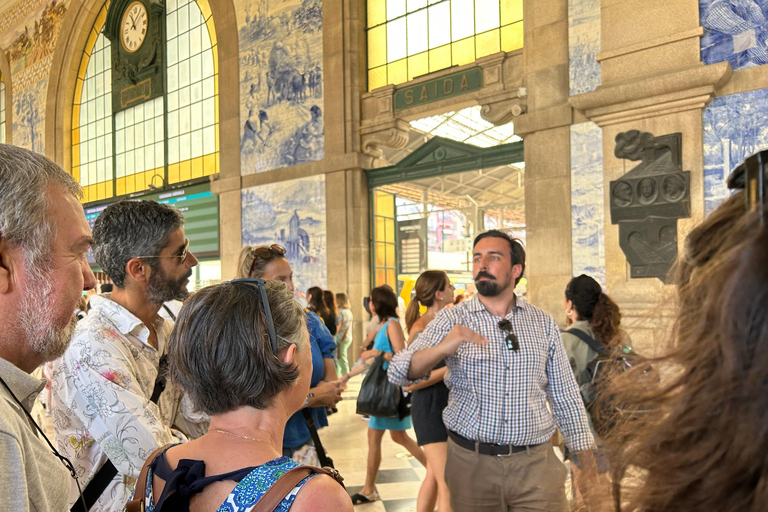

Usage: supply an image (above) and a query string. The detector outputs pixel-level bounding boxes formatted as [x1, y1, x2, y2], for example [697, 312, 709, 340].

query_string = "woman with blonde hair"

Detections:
[236, 245, 343, 464]
[334, 292, 353, 377]
[404, 270, 455, 512]
[605, 154, 768, 512]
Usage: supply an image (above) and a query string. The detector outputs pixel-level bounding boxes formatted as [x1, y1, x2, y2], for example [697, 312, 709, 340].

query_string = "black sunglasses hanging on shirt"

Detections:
[498, 319, 520, 351]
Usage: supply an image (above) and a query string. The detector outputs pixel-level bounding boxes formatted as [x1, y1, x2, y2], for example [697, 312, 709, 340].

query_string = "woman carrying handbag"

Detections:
[350, 286, 426, 505]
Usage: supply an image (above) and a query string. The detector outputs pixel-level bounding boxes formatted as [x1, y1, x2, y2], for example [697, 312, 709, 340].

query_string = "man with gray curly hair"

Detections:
[0, 144, 96, 511]
[51, 200, 202, 512]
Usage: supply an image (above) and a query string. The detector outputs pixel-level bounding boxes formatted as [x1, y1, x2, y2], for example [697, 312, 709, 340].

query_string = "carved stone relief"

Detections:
[610, 130, 691, 282]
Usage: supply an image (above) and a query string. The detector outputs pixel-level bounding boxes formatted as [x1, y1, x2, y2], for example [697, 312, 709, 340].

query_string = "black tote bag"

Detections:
[356, 354, 401, 418]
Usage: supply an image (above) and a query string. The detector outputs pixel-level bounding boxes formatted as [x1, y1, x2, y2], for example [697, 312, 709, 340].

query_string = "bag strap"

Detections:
[70, 460, 118, 512]
[252, 465, 345, 512]
[301, 408, 333, 468]
[562, 328, 609, 356]
[124, 444, 174, 512]
[161, 304, 177, 321]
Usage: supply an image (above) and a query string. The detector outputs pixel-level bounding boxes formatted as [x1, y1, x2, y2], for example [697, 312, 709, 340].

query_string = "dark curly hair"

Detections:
[565, 274, 622, 349]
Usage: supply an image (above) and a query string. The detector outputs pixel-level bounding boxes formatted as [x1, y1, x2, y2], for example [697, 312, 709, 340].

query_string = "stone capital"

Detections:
[360, 118, 411, 158]
[568, 62, 732, 127]
[479, 96, 528, 126]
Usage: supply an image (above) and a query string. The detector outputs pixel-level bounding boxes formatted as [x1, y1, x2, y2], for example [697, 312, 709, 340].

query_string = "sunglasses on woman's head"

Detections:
[249, 244, 286, 277]
[225, 278, 278, 356]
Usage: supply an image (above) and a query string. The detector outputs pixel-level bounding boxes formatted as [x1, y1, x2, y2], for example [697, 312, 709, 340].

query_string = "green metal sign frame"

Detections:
[394, 67, 483, 112]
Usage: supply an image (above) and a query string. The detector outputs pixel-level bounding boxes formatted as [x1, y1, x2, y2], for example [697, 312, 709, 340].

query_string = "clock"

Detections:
[120, 1, 148, 53]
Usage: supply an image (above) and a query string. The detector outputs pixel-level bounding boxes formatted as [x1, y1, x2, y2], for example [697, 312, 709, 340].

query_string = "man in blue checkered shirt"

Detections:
[389, 230, 604, 511]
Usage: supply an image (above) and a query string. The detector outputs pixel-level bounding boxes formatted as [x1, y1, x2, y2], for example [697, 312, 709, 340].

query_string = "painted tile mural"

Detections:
[0, 0, 69, 152]
[700, 0, 768, 70]
[236, 0, 324, 175]
[703, 88, 768, 215]
[570, 122, 605, 286]
[241, 175, 327, 292]
[568, 0, 601, 96]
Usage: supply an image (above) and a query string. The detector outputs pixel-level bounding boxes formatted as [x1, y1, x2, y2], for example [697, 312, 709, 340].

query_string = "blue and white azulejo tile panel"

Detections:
[703, 88, 768, 215]
[570, 122, 606, 286]
[569, 0, 601, 96]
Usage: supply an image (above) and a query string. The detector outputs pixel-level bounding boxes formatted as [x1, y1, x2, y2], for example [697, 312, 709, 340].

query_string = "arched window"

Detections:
[71, 0, 219, 203]
[366, 0, 523, 91]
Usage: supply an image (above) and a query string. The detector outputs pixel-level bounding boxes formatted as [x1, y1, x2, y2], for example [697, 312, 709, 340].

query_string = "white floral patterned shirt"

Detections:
[50, 295, 188, 512]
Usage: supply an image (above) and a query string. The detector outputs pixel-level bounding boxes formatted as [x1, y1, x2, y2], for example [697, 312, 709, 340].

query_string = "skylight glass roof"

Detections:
[409, 105, 522, 147]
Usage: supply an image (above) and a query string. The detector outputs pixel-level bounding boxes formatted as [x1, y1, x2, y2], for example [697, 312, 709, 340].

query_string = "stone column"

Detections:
[514, 0, 573, 317]
[569, 0, 732, 353]
[326, 168, 371, 357]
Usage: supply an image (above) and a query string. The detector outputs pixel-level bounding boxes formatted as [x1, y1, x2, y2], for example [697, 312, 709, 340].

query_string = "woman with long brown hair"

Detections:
[561, 274, 625, 506]
[334, 292, 353, 376]
[605, 167, 768, 511]
[562, 274, 627, 387]
[323, 290, 339, 337]
[307, 286, 335, 335]
[404, 270, 455, 512]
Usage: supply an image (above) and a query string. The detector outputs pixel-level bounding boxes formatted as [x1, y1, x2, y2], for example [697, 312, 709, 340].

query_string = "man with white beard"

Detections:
[0, 144, 97, 511]
[51, 200, 205, 512]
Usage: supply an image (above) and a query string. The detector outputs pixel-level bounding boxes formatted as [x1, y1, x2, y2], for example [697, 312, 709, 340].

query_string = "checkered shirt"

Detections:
[389, 295, 595, 452]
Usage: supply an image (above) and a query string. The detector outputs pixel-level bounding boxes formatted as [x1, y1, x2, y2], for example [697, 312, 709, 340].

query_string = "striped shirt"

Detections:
[389, 295, 595, 452]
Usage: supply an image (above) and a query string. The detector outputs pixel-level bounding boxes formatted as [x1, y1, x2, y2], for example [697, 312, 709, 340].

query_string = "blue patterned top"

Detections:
[140, 450, 315, 512]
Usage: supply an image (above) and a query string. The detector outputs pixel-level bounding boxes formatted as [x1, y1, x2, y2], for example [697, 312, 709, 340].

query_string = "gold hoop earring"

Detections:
[565, 308, 573, 316]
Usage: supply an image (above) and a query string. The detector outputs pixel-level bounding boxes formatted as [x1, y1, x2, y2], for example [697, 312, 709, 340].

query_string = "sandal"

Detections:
[350, 492, 377, 505]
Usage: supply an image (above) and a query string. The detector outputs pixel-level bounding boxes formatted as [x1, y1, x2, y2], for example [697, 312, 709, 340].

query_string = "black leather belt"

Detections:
[448, 430, 542, 456]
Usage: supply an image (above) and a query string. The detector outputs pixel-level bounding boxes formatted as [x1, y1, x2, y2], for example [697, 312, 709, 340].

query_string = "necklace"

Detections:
[209, 428, 272, 443]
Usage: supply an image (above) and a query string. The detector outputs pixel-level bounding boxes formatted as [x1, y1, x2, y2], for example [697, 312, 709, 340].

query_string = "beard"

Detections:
[146, 264, 192, 305]
[19, 269, 77, 362]
[474, 271, 512, 297]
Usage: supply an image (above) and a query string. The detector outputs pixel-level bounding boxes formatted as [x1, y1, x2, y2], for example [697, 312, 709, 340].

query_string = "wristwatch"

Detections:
[304, 392, 314, 407]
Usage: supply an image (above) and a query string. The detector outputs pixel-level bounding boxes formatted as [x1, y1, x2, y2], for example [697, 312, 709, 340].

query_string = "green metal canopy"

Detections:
[365, 136, 524, 189]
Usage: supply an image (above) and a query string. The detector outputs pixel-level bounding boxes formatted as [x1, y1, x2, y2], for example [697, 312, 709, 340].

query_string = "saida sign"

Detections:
[394, 67, 483, 111]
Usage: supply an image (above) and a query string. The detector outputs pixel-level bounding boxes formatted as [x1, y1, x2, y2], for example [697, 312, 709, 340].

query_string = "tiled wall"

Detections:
[236, 0, 325, 175]
[568, 0, 603, 285]
[241, 174, 327, 291]
[568, 0, 600, 96]
[700, 0, 768, 71]
[0, 0, 68, 152]
[570, 122, 605, 286]
[703, 88, 768, 215]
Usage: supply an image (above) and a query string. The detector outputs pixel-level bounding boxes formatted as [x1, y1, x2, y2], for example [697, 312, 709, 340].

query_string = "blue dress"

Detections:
[369, 318, 412, 431]
[283, 311, 336, 449]
[140, 446, 316, 512]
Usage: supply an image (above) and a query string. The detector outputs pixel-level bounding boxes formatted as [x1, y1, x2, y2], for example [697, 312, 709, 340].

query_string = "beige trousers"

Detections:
[445, 437, 569, 512]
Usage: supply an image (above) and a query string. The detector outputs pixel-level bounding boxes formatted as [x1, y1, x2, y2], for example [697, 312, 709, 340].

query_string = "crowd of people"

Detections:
[2, 140, 768, 512]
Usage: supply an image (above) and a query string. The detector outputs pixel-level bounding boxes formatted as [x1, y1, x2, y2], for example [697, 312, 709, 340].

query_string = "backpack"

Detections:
[562, 328, 646, 435]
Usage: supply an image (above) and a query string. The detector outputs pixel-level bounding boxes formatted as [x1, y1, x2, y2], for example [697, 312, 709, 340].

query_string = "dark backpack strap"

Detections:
[70, 460, 119, 512]
[301, 408, 333, 468]
[252, 465, 345, 512]
[562, 328, 609, 356]
[161, 304, 177, 321]
[149, 355, 169, 404]
[124, 444, 173, 512]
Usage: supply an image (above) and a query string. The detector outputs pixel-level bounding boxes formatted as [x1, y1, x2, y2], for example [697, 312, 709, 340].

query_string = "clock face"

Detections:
[121, 1, 148, 53]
